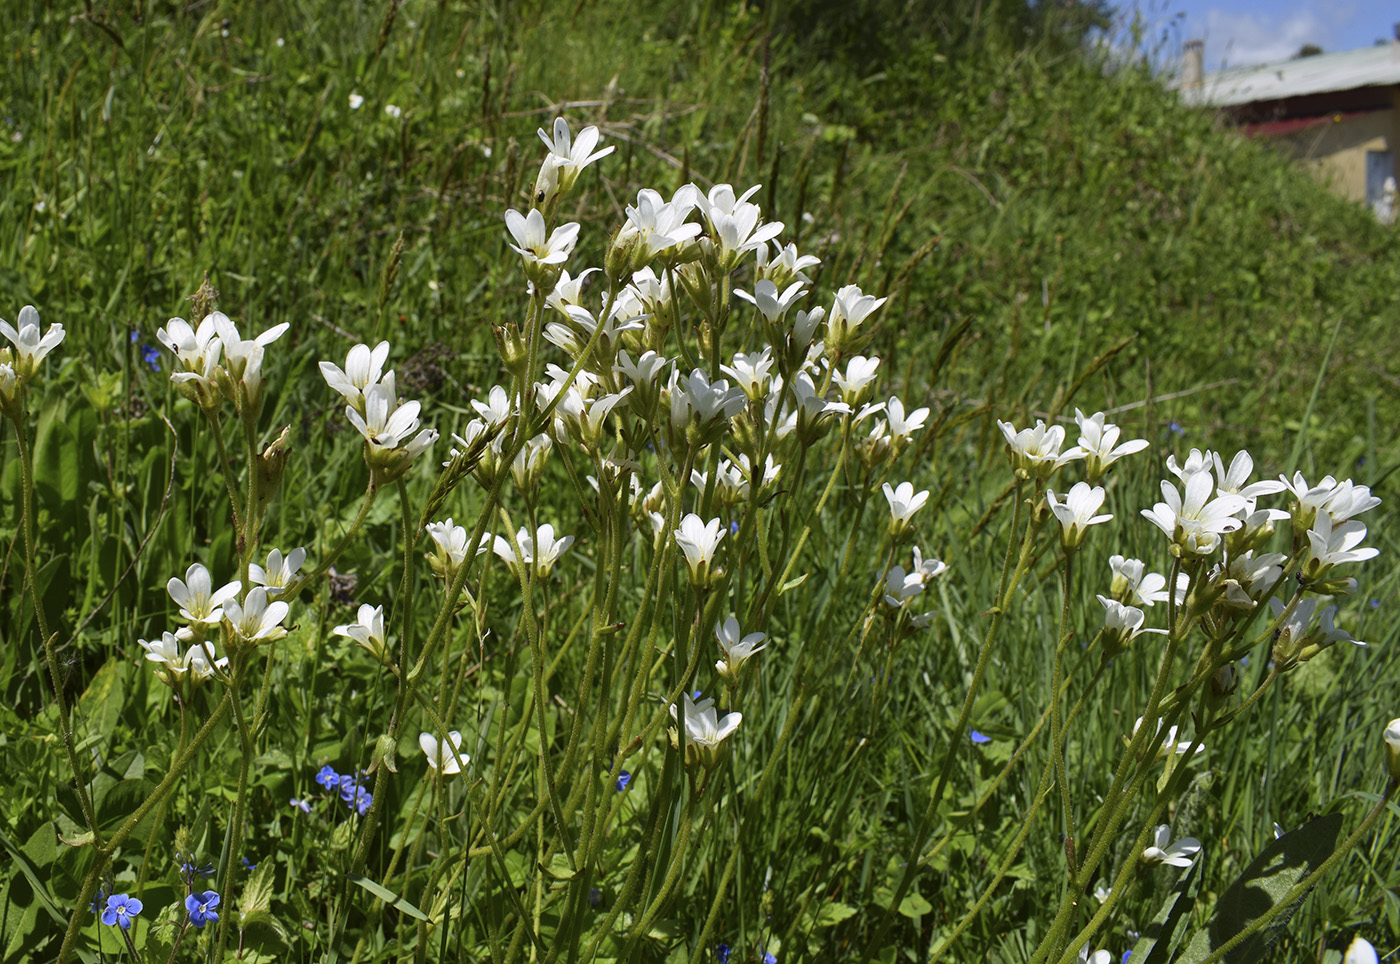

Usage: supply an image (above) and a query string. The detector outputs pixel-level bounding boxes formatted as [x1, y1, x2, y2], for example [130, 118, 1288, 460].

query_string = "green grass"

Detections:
[1, 2, 1398, 963]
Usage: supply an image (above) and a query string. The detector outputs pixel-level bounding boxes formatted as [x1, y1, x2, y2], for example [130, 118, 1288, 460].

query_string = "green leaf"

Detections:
[346, 873, 429, 921]
[1131, 857, 1200, 964]
[898, 890, 932, 918]
[1179, 812, 1343, 964]
[814, 901, 857, 927]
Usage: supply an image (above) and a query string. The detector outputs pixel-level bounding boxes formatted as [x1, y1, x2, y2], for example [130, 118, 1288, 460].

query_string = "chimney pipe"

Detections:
[1183, 40, 1204, 87]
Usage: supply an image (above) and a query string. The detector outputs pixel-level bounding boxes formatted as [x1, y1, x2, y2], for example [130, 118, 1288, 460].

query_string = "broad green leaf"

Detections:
[1179, 812, 1343, 964]
[898, 890, 933, 918]
[1131, 856, 1200, 964]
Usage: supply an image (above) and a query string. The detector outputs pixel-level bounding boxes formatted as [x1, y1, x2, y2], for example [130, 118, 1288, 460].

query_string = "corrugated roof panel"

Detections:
[1179, 43, 1400, 107]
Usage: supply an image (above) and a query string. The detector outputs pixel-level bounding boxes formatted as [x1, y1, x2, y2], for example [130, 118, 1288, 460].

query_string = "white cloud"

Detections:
[1192, 4, 1358, 69]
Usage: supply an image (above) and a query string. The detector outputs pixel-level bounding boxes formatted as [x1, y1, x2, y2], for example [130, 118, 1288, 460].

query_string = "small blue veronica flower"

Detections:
[291, 797, 312, 813]
[616, 771, 631, 792]
[729, 521, 739, 534]
[315, 765, 340, 789]
[88, 886, 108, 915]
[1167, 421, 1184, 436]
[241, 856, 256, 871]
[1371, 598, 1381, 610]
[715, 944, 730, 963]
[970, 730, 991, 744]
[339, 773, 372, 816]
[185, 890, 220, 928]
[101, 894, 142, 930]
[141, 344, 161, 371]
[764, 954, 777, 964]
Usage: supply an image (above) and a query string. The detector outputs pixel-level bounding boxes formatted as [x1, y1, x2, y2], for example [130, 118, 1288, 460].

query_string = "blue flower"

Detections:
[141, 344, 161, 371]
[616, 771, 631, 792]
[970, 730, 991, 744]
[101, 894, 143, 930]
[88, 886, 108, 915]
[185, 890, 220, 928]
[1122, 952, 1132, 964]
[290, 797, 312, 813]
[715, 944, 730, 963]
[729, 521, 740, 535]
[1371, 598, 1381, 610]
[764, 955, 777, 964]
[339, 773, 372, 816]
[315, 765, 340, 788]
[1167, 421, 1184, 436]
[241, 856, 256, 871]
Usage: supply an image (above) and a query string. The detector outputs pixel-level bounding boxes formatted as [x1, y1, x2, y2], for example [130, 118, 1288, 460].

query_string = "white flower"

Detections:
[1132, 716, 1204, 758]
[1045, 482, 1112, 550]
[911, 546, 949, 582]
[224, 587, 290, 643]
[471, 385, 515, 429]
[720, 349, 775, 400]
[138, 631, 189, 681]
[883, 481, 930, 533]
[167, 564, 241, 625]
[1078, 948, 1112, 964]
[1092, 883, 1111, 903]
[715, 616, 767, 678]
[493, 524, 574, 580]
[1072, 409, 1148, 479]
[504, 208, 580, 267]
[689, 182, 783, 264]
[536, 117, 614, 193]
[671, 368, 747, 430]
[184, 638, 228, 681]
[419, 730, 466, 775]
[1219, 551, 1286, 608]
[1107, 555, 1179, 607]
[384, 103, 402, 119]
[670, 693, 741, 761]
[1343, 936, 1379, 964]
[333, 604, 388, 659]
[346, 381, 437, 460]
[157, 316, 222, 378]
[1269, 597, 1364, 661]
[210, 313, 289, 412]
[511, 433, 553, 491]
[0, 304, 65, 380]
[675, 514, 725, 585]
[757, 240, 820, 284]
[884, 396, 929, 441]
[620, 187, 701, 262]
[1141, 824, 1201, 868]
[997, 418, 1081, 478]
[320, 341, 391, 414]
[248, 547, 306, 596]
[1321, 479, 1381, 523]
[883, 565, 925, 608]
[1099, 596, 1167, 655]
[733, 279, 807, 323]
[1140, 470, 1247, 556]
[614, 350, 672, 393]
[1305, 513, 1379, 578]
[832, 355, 881, 405]
[826, 283, 886, 352]
[1211, 450, 1285, 499]
[348, 92, 364, 110]
[1166, 448, 1214, 481]
[425, 518, 484, 578]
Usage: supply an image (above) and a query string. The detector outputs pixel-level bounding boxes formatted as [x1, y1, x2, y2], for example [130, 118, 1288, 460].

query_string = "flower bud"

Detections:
[605, 227, 638, 284]
[256, 426, 291, 513]
[1385, 718, 1400, 783]
[492, 322, 530, 382]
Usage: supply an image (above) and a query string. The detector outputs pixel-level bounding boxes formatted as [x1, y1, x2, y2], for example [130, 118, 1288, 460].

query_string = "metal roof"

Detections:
[1179, 42, 1400, 108]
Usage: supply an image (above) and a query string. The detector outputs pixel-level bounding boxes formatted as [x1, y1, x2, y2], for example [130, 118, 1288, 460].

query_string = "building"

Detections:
[1177, 33, 1400, 219]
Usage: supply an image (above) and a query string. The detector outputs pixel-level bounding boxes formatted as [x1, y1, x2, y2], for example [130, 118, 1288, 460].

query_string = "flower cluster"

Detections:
[321, 341, 439, 485]
[313, 764, 373, 817]
[156, 312, 288, 418]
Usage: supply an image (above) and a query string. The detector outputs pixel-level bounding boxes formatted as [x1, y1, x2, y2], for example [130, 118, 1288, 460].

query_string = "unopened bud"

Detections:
[256, 426, 291, 511]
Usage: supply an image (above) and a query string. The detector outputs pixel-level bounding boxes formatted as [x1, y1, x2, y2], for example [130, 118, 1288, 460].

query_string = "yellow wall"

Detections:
[1274, 103, 1400, 202]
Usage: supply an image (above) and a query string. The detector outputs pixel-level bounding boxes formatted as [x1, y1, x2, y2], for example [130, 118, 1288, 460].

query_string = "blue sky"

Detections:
[1126, 0, 1399, 70]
